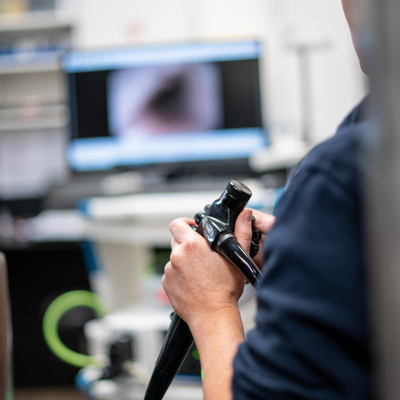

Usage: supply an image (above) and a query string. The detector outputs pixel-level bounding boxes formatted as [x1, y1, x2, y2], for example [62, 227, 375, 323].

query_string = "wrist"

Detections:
[189, 304, 244, 348]
[188, 305, 244, 400]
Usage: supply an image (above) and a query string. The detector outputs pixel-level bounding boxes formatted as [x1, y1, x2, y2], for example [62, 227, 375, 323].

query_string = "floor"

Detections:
[13, 386, 84, 400]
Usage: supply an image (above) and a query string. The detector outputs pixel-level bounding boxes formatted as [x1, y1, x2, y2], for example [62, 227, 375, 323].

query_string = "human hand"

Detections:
[161, 209, 275, 327]
[162, 211, 250, 327]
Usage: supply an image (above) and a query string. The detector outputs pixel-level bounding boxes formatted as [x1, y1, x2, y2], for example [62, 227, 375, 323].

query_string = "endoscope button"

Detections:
[194, 212, 205, 225]
[253, 230, 262, 243]
[250, 243, 260, 258]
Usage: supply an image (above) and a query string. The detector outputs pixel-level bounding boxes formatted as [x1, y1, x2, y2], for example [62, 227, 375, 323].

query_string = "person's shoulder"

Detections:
[306, 121, 366, 168]
[277, 98, 372, 214]
[293, 120, 369, 193]
[301, 96, 370, 176]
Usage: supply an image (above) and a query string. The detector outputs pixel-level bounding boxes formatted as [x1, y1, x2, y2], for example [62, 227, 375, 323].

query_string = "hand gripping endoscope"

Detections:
[143, 180, 263, 400]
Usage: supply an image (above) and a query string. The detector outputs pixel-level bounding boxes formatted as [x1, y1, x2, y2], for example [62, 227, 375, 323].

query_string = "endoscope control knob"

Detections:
[226, 180, 252, 202]
[250, 217, 262, 258]
[194, 212, 205, 225]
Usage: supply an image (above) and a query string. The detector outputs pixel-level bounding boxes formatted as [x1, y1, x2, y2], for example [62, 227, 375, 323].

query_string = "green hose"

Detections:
[43, 290, 108, 368]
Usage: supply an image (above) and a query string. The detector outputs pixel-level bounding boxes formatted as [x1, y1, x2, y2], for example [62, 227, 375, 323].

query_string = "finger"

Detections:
[162, 262, 172, 290]
[234, 209, 253, 254]
[171, 236, 179, 249]
[169, 218, 196, 244]
[251, 210, 276, 235]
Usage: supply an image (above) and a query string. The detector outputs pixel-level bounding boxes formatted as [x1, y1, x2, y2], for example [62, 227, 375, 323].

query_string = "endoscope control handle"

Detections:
[217, 235, 263, 286]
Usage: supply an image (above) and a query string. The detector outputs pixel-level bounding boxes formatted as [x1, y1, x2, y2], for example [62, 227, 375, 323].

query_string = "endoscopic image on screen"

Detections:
[107, 63, 224, 138]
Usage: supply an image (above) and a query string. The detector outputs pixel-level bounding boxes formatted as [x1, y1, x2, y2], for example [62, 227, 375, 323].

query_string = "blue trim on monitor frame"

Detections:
[63, 40, 261, 72]
[68, 128, 269, 172]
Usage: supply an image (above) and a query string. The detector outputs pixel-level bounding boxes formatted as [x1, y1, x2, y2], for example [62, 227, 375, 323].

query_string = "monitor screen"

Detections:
[63, 40, 268, 172]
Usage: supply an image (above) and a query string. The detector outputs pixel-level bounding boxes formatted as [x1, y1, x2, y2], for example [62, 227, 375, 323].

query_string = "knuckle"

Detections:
[169, 251, 179, 265]
[169, 219, 178, 232]
[163, 261, 172, 276]
[182, 236, 197, 251]
[161, 273, 168, 290]
[162, 262, 174, 284]
[169, 249, 183, 268]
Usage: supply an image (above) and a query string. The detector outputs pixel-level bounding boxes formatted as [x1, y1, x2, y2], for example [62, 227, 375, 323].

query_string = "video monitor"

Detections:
[63, 40, 268, 172]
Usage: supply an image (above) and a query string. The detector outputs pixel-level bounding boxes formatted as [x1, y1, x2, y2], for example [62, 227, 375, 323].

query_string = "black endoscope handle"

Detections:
[218, 236, 262, 286]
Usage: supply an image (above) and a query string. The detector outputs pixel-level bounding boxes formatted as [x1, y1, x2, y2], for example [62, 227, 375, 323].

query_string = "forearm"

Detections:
[190, 306, 245, 400]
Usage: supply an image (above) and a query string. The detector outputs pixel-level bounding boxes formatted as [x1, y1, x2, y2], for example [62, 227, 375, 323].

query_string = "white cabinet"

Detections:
[0, 3, 75, 199]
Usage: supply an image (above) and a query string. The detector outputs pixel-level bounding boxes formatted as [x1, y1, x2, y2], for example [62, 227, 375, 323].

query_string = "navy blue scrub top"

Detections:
[233, 99, 374, 400]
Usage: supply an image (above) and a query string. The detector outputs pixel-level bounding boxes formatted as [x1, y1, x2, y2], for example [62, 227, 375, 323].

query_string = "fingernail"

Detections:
[244, 209, 252, 223]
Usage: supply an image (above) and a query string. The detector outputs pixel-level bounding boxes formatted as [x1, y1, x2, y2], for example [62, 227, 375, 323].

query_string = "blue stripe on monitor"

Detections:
[68, 128, 268, 172]
[63, 41, 261, 72]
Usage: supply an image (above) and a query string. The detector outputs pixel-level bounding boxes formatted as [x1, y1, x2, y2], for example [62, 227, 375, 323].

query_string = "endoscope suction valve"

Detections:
[143, 180, 263, 400]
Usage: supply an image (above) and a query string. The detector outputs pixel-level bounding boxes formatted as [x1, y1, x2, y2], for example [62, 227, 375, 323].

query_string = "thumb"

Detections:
[234, 209, 253, 254]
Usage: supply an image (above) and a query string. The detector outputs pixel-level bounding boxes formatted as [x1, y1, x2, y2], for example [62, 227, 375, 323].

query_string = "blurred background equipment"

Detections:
[0, 0, 366, 215]
[42, 290, 108, 368]
[2, 242, 95, 387]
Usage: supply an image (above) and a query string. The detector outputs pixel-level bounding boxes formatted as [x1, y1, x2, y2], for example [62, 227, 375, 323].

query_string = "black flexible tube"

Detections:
[144, 314, 193, 400]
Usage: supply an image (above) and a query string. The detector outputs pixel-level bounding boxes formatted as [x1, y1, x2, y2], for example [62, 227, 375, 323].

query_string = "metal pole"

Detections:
[298, 45, 313, 145]
[364, 0, 400, 398]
